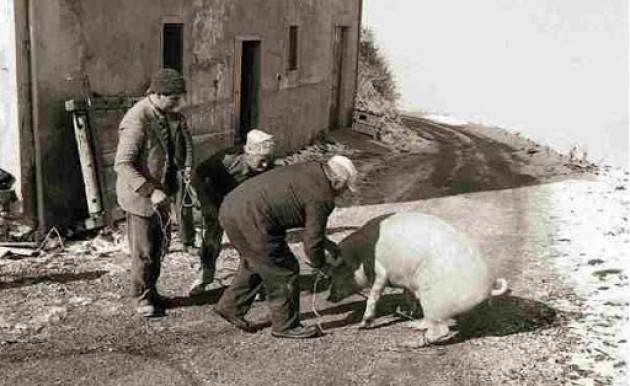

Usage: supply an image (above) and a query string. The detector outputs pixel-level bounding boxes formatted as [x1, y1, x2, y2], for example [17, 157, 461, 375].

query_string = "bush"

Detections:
[356, 28, 429, 153]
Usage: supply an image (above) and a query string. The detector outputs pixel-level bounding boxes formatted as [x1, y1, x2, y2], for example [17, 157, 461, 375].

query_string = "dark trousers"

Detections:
[198, 199, 224, 278]
[217, 215, 300, 333]
[127, 209, 171, 304]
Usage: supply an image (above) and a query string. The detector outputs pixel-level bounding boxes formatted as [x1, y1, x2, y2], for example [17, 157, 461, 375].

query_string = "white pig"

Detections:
[325, 212, 508, 344]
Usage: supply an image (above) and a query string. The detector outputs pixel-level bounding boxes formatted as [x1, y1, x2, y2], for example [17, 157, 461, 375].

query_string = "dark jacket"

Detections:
[220, 162, 335, 267]
[192, 146, 259, 207]
[114, 97, 193, 217]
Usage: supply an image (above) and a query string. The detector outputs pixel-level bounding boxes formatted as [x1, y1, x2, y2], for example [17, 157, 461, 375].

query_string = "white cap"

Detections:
[327, 155, 359, 193]
[245, 129, 275, 156]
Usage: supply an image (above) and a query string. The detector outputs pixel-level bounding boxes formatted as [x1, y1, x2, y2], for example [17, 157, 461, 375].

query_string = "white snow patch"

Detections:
[545, 166, 629, 384]
[421, 113, 468, 126]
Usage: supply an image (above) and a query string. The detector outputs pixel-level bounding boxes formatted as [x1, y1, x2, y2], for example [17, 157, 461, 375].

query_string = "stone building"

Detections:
[0, 0, 362, 231]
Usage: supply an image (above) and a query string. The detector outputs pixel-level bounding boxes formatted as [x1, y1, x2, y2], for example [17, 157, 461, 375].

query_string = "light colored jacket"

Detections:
[114, 97, 193, 217]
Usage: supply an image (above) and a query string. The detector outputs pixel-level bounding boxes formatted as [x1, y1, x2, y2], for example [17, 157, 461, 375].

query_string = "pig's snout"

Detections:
[327, 275, 360, 303]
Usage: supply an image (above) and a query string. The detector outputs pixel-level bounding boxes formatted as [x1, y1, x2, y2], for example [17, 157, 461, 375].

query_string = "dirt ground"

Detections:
[0, 118, 627, 386]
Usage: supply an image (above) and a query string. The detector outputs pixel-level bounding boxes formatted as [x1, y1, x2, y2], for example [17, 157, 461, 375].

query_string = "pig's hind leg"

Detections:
[405, 318, 457, 346]
[403, 289, 458, 344]
[359, 269, 388, 329]
[424, 320, 454, 343]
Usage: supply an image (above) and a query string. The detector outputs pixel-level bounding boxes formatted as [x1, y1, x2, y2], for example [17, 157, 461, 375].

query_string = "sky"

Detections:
[363, 0, 628, 167]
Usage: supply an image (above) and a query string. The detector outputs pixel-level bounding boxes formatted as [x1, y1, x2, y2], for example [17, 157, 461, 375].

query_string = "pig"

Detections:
[325, 212, 508, 344]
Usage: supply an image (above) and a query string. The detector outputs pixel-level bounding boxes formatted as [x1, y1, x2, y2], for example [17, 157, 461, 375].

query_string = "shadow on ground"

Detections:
[0, 270, 108, 291]
[300, 293, 558, 342]
[166, 272, 330, 309]
[451, 295, 558, 341]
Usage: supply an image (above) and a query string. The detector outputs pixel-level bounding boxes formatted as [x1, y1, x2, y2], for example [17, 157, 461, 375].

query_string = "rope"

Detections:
[177, 173, 205, 250]
[355, 291, 416, 321]
[180, 178, 199, 209]
[308, 267, 416, 335]
[37, 226, 65, 252]
[310, 269, 329, 334]
[154, 206, 171, 261]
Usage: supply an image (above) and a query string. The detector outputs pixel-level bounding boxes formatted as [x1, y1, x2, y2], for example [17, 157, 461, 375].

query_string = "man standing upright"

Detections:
[188, 129, 275, 295]
[114, 68, 193, 317]
[214, 155, 358, 339]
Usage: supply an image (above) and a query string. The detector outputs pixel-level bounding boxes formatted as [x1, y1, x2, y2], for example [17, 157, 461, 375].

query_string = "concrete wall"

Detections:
[365, 0, 627, 167]
[26, 0, 361, 228]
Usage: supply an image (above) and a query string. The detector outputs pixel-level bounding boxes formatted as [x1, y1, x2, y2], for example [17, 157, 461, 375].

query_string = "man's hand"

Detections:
[150, 189, 168, 207]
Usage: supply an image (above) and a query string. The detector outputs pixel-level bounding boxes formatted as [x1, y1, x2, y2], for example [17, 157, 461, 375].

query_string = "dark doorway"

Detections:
[163, 23, 184, 73]
[329, 26, 348, 130]
[234, 40, 261, 143]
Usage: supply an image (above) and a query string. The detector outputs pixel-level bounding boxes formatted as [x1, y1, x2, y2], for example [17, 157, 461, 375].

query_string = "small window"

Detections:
[163, 23, 184, 73]
[288, 25, 299, 71]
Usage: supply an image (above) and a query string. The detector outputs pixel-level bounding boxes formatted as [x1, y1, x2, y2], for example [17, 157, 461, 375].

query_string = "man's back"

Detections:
[193, 146, 245, 201]
[222, 162, 335, 231]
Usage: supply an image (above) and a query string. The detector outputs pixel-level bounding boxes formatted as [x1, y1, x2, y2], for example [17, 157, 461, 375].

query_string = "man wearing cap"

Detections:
[213, 155, 358, 339]
[187, 129, 276, 295]
[114, 68, 192, 317]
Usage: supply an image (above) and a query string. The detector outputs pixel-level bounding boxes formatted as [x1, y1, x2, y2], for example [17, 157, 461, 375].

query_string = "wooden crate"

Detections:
[352, 110, 381, 139]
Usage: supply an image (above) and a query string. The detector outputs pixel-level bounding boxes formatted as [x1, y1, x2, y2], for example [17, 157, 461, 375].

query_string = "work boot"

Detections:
[213, 307, 257, 333]
[152, 293, 170, 309]
[188, 267, 215, 296]
[271, 324, 321, 339]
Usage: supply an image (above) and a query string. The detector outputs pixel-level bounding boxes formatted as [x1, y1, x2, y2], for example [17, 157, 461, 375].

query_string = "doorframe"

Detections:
[233, 35, 262, 144]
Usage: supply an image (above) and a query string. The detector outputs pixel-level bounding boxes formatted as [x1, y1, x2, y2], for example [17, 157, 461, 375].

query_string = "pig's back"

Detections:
[375, 212, 492, 320]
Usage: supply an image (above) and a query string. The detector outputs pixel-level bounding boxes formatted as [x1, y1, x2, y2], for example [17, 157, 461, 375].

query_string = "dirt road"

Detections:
[337, 115, 575, 206]
[1, 121, 619, 385]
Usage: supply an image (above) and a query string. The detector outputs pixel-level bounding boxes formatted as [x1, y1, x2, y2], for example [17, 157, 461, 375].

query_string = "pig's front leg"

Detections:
[359, 265, 387, 329]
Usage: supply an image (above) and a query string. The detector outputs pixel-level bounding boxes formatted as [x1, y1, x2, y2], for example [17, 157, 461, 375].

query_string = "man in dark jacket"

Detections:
[214, 155, 358, 339]
[114, 68, 193, 317]
[187, 130, 275, 295]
